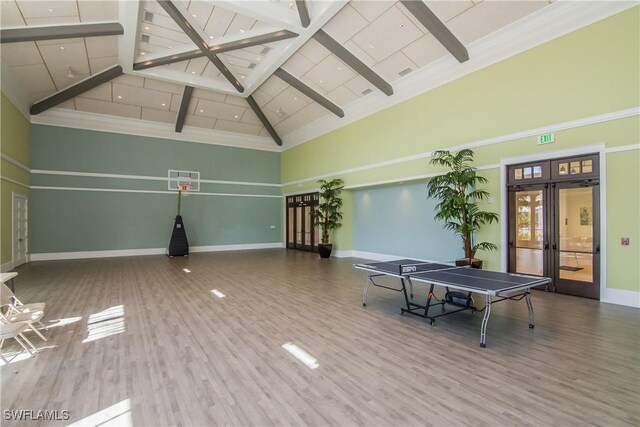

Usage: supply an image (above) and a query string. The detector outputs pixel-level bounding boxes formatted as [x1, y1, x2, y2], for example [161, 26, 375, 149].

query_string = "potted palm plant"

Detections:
[426, 149, 499, 269]
[313, 178, 344, 258]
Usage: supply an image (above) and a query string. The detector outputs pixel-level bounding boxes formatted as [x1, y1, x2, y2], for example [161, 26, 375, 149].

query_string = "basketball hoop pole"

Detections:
[177, 190, 182, 216]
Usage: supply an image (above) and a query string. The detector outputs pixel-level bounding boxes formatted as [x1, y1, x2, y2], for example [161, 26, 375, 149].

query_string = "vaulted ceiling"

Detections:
[0, 0, 589, 149]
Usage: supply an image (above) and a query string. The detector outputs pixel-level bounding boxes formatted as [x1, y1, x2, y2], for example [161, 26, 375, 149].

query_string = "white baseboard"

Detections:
[601, 288, 640, 308]
[29, 242, 284, 261]
[331, 250, 354, 258]
[189, 242, 284, 253]
[349, 250, 441, 263]
[1, 261, 14, 272]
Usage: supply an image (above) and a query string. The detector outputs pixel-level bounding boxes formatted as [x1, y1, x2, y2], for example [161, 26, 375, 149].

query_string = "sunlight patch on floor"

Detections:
[67, 398, 132, 427]
[83, 306, 125, 343]
[282, 342, 319, 369]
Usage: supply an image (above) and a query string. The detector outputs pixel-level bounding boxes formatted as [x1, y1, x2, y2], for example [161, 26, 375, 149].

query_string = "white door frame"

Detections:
[12, 192, 28, 268]
[499, 143, 606, 299]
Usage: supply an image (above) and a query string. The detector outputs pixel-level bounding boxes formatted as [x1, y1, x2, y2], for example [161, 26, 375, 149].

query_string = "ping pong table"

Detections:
[354, 259, 551, 347]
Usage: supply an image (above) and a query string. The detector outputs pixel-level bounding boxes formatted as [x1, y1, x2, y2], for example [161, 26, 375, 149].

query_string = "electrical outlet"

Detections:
[621, 237, 630, 246]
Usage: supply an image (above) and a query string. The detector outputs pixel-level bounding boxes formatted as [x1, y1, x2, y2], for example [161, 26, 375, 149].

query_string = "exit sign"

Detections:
[537, 133, 555, 144]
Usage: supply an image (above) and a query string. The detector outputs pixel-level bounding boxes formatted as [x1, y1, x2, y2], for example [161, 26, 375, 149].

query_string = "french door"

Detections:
[12, 193, 28, 268]
[507, 154, 600, 299]
[286, 193, 319, 252]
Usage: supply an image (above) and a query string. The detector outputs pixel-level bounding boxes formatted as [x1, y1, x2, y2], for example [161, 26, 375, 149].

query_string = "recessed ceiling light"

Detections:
[66, 66, 75, 78]
[288, 2, 294, 8]
[140, 51, 146, 55]
[293, 97, 298, 100]
[369, 44, 374, 49]
[256, 57, 260, 61]
[240, 75, 245, 79]
[59, 46, 65, 50]
[239, 29, 245, 33]
[48, 8, 54, 13]
[319, 80, 323, 83]
[161, 103, 166, 106]
[144, 26, 149, 30]
[117, 95, 123, 99]
[337, 66, 342, 70]
[191, 71, 196, 74]
[192, 14, 197, 18]
[234, 115, 239, 118]
[399, 24, 404, 29]
[209, 35, 214, 39]
[230, 61, 234, 64]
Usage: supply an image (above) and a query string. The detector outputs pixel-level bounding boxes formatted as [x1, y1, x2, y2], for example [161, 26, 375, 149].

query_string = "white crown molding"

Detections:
[605, 143, 640, 153]
[30, 108, 281, 152]
[31, 168, 281, 187]
[0, 153, 30, 172]
[29, 242, 284, 262]
[31, 185, 282, 198]
[282, 107, 639, 187]
[282, 0, 639, 149]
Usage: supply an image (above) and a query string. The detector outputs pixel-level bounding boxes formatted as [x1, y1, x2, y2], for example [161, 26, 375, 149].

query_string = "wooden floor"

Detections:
[2, 249, 639, 426]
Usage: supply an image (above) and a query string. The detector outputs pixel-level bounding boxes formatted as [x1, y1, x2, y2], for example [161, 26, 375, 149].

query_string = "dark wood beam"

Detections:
[246, 96, 282, 146]
[175, 86, 194, 132]
[295, 1, 310, 28]
[133, 30, 298, 71]
[399, 0, 468, 63]
[274, 68, 343, 118]
[1, 22, 123, 43]
[313, 30, 393, 96]
[30, 65, 122, 115]
[157, 0, 244, 93]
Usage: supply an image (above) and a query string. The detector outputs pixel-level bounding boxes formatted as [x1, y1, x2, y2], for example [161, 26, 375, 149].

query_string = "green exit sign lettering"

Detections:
[537, 133, 555, 145]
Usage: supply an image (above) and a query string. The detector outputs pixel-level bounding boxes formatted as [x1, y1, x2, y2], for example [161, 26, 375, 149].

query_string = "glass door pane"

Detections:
[287, 207, 294, 245]
[304, 206, 312, 246]
[514, 189, 545, 276]
[295, 206, 303, 245]
[557, 187, 594, 284]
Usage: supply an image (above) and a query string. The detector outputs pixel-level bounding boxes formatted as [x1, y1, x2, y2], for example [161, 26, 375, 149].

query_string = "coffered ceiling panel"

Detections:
[0, 0, 568, 146]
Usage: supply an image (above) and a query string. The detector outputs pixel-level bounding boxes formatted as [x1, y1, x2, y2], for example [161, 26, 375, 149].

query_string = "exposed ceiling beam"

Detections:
[246, 96, 282, 146]
[134, 30, 298, 71]
[30, 65, 123, 115]
[313, 29, 393, 96]
[175, 86, 194, 133]
[156, 0, 245, 93]
[295, 1, 311, 28]
[1, 22, 123, 44]
[399, 0, 468, 63]
[274, 68, 343, 118]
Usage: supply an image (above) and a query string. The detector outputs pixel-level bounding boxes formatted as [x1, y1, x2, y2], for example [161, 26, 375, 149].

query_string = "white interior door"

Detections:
[12, 193, 28, 267]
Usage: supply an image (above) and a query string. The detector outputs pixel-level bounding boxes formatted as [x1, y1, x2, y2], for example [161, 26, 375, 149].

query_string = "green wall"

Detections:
[30, 125, 281, 254]
[0, 93, 31, 266]
[281, 8, 640, 293]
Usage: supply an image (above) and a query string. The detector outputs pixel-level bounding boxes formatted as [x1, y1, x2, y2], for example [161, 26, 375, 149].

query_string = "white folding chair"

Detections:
[0, 321, 38, 373]
[0, 283, 47, 342]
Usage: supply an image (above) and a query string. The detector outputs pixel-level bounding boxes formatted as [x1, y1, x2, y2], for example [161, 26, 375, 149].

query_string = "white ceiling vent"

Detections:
[398, 67, 413, 76]
[144, 11, 154, 22]
[260, 47, 271, 55]
[248, 63, 257, 69]
[361, 88, 372, 95]
[141, 34, 150, 43]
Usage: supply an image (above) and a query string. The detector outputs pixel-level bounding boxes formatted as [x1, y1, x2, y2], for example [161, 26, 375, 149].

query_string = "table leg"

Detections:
[409, 280, 414, 299]
[480, 295, 492, 348]
[362, 274, 371, 307]
[525, 290, 535, 328]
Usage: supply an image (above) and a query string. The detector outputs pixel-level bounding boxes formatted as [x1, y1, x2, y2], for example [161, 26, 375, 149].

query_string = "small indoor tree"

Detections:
[313, 178, 344, 258]
[426, 149, 499, 268]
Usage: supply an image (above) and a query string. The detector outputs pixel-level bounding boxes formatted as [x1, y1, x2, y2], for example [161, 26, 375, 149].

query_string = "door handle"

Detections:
[595, 245, 600, 254]
[508, 241, 513, 247]
[552, 243, 557, 250]
[544, 242, 549, 250]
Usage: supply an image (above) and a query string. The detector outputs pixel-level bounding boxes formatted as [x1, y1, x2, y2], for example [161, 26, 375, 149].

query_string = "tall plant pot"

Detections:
[455, 258, 483, 269]
[318, 244, 333, 259]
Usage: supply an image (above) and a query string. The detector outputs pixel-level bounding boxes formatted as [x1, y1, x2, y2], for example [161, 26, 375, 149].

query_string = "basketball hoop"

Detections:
[179, 183, 190, 192]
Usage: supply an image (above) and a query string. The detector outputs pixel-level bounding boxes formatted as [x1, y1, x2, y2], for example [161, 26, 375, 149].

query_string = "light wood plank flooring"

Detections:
[1, 249, 639, 426]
